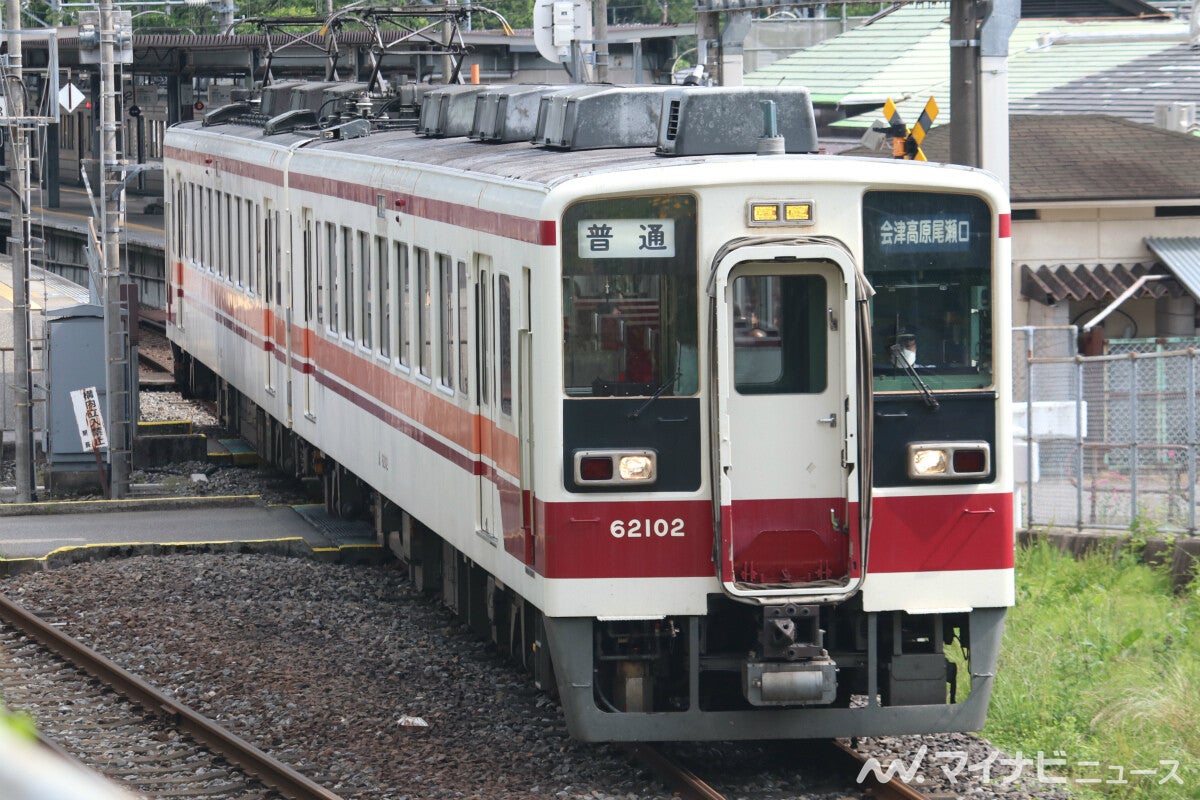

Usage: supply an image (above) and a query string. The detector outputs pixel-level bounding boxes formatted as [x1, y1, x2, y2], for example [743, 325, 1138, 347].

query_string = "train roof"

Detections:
[171, 82, 832, 189]
[174, 118, 786, 189]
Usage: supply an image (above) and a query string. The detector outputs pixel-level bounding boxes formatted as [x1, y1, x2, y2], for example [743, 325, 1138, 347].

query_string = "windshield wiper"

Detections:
[627, 370, 682, 420]
[890, 344, 939, 410]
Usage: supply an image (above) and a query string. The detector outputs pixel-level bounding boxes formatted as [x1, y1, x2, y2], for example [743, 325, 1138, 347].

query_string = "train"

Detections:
[162, 80, 1014, 742]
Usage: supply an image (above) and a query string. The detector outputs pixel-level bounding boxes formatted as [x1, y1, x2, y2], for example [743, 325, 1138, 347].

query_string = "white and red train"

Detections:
[163, 81, 1013, 741]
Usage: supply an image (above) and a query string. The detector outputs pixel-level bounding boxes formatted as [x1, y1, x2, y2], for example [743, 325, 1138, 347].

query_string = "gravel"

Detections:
[1, 372, 1071, 798]
[2, 552, 1072, 800]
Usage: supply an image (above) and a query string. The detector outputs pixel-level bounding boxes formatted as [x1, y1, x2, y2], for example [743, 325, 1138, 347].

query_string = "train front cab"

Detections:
[544, 181, 1012, 742]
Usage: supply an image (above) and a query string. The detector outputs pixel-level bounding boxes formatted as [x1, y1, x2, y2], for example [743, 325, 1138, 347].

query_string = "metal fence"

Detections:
[1016, 327, 1200, 534]
[1, 342, 47, 460]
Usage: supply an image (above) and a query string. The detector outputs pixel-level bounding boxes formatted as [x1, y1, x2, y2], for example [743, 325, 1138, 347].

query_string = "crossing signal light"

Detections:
[194, 101, 205, 111]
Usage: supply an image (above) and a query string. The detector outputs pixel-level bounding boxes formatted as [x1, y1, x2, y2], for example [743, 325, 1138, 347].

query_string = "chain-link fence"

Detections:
[1015, 327, 1200, 534]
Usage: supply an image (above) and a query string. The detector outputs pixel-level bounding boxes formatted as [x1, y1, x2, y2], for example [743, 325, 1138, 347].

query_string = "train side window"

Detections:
[207, 191, 215, 273]
[376, 235, 390, 358]
[341, 225, 355, 342]
[189, 184, 198, 264]
[224, 192, 232, 278]
[359, 231, 372, 350]
[499, 273, 512, 417]
[174, 181, 184, 260]
[437, 253, 454, 390]
[478, 259, 490, 407]
[417, 248, 431, 378]
[264, 206, 274, 305]
[254, 203, 263, 294]
[396, 242, 410, 368]
[229, 195, 238, 282]
[274, 210, 283, 302]
[205, 188, 214, 272]
[303, 211, 314, 325]
[224, 193, 234, 282]
[235, 195, 244, 287]
[314, 217, 324, 324]
[457, 260, 469, 396]
[325, 222, 338, 333]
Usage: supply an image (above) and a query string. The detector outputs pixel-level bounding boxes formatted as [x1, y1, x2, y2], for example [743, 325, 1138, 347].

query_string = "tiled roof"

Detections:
[1012, 43, 1200, 124]
[744, 2, 1196, 129]
[841, 114, 1200, 202]
[1008, 115, 1200, 202]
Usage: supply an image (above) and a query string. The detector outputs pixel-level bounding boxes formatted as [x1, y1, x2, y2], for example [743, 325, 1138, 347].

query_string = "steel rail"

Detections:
[827, 739, 931, 800]
[0, 591, 345, 800]
[621, 743, 728, 800]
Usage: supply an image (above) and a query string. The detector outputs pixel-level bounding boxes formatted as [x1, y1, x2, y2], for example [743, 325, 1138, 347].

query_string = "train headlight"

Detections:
[907, 442, 991, 480]
[618, 454, 654, 481]
[573, 450, 657, 486]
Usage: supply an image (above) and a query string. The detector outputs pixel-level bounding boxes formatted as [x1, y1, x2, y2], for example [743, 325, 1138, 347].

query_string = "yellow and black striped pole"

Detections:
[907, 97, 939, 161]
[883, 98, 908, 158]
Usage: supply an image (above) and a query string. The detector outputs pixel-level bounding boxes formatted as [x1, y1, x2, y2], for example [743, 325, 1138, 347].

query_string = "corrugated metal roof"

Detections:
[1146, 237, 1200, 302]
[1020, 262, 1181, 305]
[745, 4, 950, 103]
[745, 2, 1198, 130]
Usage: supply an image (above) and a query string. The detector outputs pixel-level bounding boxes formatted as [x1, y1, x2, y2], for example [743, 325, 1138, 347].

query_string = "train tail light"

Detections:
[579, 456, 614, 482]
[907, 441, 991, 480]
[573, 450, 657, 486]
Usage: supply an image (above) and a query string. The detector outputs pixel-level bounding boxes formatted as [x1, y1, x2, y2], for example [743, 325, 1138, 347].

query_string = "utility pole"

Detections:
[949, 0, 980, 167]
[99, 0, 130, 498]
[594, 0, 609, 82]
[5, 0, 35, 502]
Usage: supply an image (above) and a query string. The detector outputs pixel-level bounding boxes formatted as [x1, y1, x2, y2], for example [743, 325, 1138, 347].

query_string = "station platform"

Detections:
[0, 496, 382, 576]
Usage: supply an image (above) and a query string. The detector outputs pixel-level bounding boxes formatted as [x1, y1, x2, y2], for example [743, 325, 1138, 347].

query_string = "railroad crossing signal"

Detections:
[879, 96, 939, 161]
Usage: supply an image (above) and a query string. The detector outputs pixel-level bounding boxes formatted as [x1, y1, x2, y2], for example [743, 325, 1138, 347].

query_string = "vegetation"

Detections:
[984, 541, 1199, 798]
[0, 702, 37, 741]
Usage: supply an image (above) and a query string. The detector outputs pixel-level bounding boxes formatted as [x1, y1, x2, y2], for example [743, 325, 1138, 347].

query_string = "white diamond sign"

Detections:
[59, 83, 84, 114]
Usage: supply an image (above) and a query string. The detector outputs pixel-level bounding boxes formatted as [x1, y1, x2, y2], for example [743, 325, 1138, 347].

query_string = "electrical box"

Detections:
[45, 305, 108, 493]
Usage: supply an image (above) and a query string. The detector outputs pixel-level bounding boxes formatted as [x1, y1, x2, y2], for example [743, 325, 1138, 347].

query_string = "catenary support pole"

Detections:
[100, 0, 130, 498]
[5, 0, 35, 502]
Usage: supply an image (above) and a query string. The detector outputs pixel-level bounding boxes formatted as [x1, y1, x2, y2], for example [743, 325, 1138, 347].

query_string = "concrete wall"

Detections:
[1011, 205, 1200, 335]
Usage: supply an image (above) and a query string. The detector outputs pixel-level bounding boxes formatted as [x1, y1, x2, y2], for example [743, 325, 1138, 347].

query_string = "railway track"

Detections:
[0, 591, 343, 800]
[625, 740, 932, 800]
[137, 319, 176, 389]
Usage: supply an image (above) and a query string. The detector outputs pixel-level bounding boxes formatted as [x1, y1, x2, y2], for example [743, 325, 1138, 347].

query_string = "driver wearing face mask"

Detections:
[892, 333, 918, 368]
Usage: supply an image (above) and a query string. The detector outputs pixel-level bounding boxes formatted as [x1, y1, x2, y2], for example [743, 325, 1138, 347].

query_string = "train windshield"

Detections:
[863, 191, 993, 392]
[561, 195, 699, 397]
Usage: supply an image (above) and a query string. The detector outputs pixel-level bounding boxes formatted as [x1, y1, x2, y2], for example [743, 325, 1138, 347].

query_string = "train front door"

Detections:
[711, 243, 859, 599]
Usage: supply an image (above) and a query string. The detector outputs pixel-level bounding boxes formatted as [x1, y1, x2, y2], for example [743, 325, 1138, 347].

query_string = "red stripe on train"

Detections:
[867, 492, 1013, 573]
[536, 499, 714, 579]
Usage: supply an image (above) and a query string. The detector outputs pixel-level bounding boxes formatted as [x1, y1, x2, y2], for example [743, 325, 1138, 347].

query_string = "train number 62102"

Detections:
[610, 518, 686, 539]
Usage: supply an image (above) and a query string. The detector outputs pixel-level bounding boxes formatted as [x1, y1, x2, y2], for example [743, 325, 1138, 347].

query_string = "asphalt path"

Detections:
[0, 503, 343, 560]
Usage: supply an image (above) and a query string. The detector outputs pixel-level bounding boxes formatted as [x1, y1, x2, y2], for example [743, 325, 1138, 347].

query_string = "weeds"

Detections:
[985, 541, 1198, 797]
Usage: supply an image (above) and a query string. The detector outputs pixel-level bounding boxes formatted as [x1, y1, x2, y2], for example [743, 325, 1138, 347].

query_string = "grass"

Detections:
[983, 541, 1200, 798]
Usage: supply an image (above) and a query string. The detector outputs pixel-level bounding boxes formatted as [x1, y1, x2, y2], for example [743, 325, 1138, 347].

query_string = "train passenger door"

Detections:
[711, 243, 860, 600]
